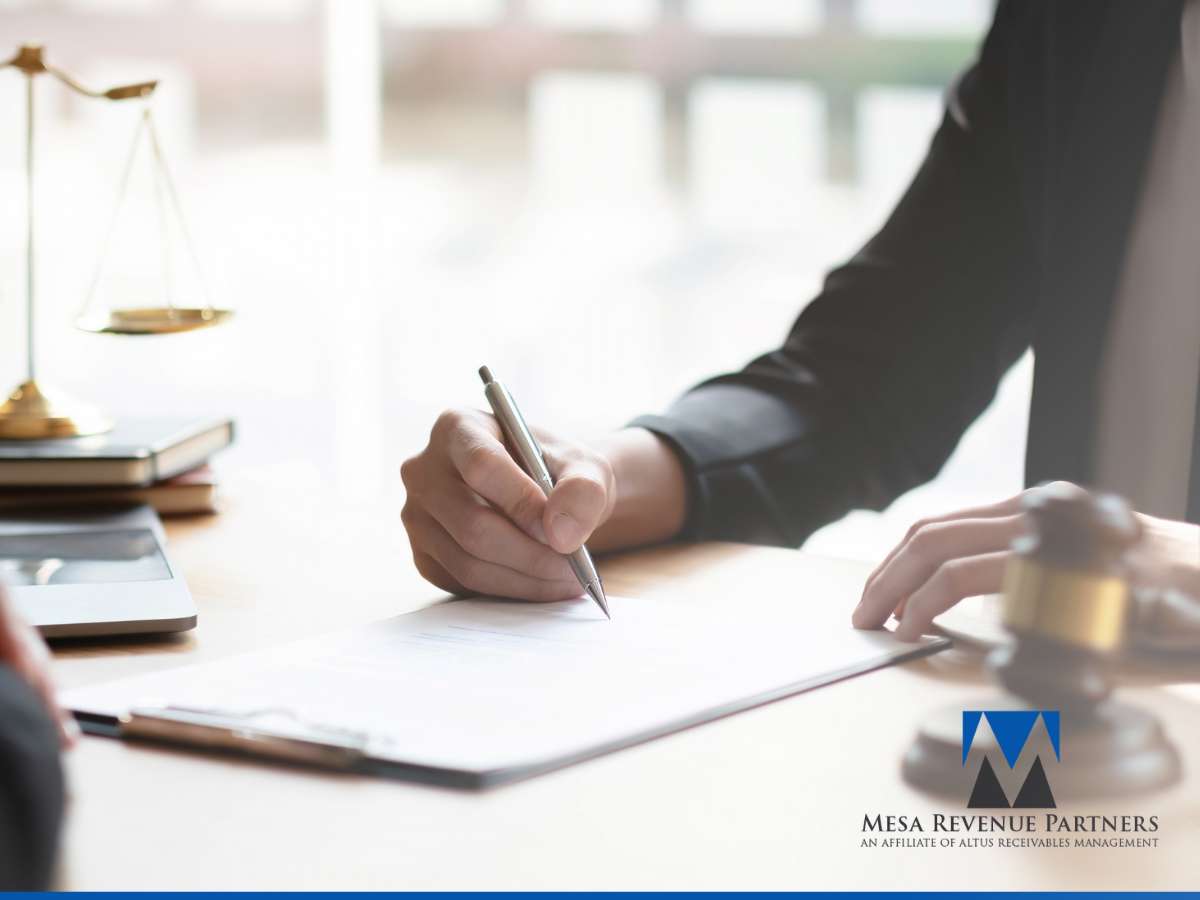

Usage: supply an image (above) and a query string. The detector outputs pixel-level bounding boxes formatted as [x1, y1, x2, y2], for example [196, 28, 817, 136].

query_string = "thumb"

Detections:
[542, 454, 612, 554]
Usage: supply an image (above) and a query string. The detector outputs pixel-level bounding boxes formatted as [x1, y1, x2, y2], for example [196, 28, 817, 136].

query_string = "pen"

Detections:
[479, 365, 611, 619]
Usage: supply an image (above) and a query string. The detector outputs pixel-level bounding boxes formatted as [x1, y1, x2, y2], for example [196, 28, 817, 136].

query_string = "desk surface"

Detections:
[50, 474, 1200, 890]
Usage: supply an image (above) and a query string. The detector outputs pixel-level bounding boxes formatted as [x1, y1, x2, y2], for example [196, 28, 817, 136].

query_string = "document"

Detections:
[65, 592, 947, 785]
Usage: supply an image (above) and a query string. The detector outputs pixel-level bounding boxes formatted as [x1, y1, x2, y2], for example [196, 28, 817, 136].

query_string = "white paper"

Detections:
[64, 593, 945, 776]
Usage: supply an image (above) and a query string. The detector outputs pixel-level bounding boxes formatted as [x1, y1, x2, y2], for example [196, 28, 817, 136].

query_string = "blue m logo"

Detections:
[962, 710, 1060, 809]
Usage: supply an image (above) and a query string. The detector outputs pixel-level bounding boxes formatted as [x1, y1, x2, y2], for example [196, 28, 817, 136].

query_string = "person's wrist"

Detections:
[1128, 513, 1200, 597]
[589, 427, 687, 551]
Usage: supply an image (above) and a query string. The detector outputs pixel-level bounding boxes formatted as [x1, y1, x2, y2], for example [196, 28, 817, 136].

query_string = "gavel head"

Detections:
[988, 482, 1141, 716]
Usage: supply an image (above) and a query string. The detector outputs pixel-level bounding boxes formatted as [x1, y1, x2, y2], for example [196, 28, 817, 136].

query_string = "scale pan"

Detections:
[76, 306, 233, 335]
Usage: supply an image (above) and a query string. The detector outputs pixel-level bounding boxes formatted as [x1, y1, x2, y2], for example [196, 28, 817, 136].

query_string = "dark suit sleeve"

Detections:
[0, 665, 65, 891]
[632, 2, 1036, 546]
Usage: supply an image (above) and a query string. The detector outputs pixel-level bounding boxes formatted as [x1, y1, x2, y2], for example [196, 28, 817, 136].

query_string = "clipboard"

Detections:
[67, 594, 950, 789]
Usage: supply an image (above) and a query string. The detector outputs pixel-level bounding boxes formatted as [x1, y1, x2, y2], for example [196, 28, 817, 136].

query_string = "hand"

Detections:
[0, 582, 77, 747]
[401, 409, 615, 601]
[852, 481, 1200, 642]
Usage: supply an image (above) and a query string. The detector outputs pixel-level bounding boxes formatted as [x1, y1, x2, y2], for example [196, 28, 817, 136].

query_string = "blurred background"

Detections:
[0, 0, 1029, 561]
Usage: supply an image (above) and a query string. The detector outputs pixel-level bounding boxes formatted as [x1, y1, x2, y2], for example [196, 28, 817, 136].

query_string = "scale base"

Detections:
[902, 696, 1181, 803]
[0, 379, 112, 439]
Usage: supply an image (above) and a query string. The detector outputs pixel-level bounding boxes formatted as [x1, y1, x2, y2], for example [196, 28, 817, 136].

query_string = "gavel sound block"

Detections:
[902, 484, 1181, 802]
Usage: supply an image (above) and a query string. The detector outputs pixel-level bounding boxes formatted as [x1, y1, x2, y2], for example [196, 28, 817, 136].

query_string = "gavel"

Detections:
[903, 483, 1182, 801]
[990, 482, 1136, 716]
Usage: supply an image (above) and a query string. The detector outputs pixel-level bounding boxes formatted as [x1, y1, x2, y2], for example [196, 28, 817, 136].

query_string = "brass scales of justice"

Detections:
[0, 43, 232, 440]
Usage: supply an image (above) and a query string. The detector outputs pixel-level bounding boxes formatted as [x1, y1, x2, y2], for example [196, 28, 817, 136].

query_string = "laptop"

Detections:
[0, 504, 196, 637]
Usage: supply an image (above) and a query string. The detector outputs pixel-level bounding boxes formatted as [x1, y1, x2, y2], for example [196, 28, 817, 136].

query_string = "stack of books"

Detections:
[0, 418, 234, 516]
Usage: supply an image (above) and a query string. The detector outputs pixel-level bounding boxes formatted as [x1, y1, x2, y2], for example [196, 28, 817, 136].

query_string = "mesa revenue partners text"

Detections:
[860, 814, 1161, 849]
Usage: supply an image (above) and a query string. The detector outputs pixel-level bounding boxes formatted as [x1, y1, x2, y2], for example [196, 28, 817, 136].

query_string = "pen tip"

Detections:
[588, 584, 611, 620]
[478, 365, 494, 385]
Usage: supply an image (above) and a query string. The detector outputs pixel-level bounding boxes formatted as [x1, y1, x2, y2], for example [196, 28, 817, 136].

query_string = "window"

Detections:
[0, 1, 1022, 550]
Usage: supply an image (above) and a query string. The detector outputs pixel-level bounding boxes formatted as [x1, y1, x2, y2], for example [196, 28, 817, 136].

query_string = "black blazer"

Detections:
[0, 665, 64, 890]
[634, 0, 1194, 546]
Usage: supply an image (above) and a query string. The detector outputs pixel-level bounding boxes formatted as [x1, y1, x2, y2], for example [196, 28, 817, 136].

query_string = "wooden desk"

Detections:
[51, 475, 1200, 890]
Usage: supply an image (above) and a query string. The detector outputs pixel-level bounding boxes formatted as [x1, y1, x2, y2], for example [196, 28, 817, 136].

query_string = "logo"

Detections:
[962, 710, 1059, 809]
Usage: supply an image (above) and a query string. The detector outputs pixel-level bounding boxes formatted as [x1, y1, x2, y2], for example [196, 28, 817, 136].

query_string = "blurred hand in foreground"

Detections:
[0, 582, 77, 747]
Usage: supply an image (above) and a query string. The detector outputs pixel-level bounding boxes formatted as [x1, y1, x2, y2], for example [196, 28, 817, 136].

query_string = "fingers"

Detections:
[402, 408, 616, 600]
[412, 550, 465, 597]
[444, 414, 549, 541]
[855, 483, 1081, 632]
[402, 505, 580, 602]
[854, 515, 1026, 629]
[15, 627, 79, 747]
[893, 552, 1009, 642]
[442, 411, 614, 555]
[542, 450, 614, 554]
[0, 586, 77, 747]
[860, 490, 1027, 604]
[419, 482, 573, 582]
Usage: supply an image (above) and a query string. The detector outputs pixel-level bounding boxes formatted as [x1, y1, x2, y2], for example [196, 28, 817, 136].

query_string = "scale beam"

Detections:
[2, 43, 158, 100]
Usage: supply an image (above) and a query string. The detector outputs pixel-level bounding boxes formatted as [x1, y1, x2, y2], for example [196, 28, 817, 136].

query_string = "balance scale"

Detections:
[0, 43, 233, 440]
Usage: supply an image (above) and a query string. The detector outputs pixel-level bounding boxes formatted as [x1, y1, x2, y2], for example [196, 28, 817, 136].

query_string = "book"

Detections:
[0, 417, 234, 487]
[0, 464, 219, 516]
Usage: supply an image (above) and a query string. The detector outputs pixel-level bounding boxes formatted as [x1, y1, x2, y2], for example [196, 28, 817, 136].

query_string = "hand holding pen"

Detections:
[399, 386, 618, 607]
[479, 366, 609, 617]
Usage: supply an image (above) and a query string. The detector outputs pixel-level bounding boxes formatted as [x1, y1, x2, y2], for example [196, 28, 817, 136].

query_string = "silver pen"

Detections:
[479, 365, 611, 619]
